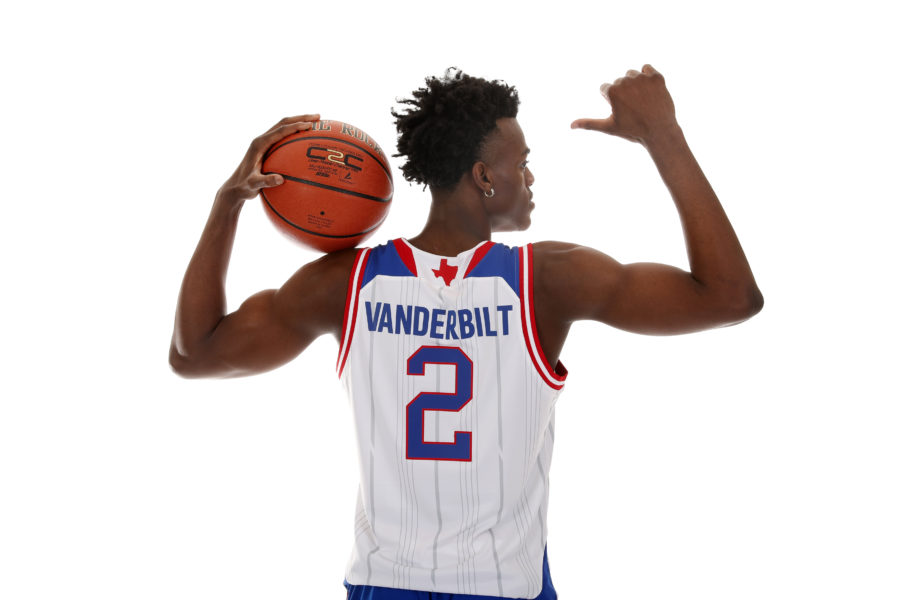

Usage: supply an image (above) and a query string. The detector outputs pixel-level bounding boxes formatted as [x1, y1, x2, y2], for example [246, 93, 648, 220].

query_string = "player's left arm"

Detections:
[534, 65, 762, 340]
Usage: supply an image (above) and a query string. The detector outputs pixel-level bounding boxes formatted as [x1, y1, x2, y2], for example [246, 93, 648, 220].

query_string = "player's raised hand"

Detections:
[219, 114, 320, 204]
[571, 65, 678, 146]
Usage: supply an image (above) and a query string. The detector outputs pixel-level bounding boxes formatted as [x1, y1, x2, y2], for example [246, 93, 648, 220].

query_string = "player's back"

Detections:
[338, 238, 567, 599]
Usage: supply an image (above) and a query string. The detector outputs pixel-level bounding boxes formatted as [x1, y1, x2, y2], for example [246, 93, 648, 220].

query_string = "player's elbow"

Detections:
[169, 343, 216, 379]
[169, 342, 253, 379]
[169, 344, 197, 378]
[746, 285, 765, 316]
[718, 284, 764, 325]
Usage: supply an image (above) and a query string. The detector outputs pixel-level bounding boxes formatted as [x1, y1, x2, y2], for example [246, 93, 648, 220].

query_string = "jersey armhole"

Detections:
[336, 247, 371, 378]
[518, 244, 568, 390]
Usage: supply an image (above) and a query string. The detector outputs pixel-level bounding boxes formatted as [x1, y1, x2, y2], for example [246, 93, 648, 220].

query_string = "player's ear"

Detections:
[470, 161, 493, 197]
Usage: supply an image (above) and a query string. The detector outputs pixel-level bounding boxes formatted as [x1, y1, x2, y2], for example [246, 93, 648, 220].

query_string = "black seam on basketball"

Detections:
[261, 190, 388, 239]
[264, 135, 392, 177]
[263, 172, 391, 203]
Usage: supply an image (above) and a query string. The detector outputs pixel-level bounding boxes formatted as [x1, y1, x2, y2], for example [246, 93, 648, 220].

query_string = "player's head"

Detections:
[392, 68, 520, 191]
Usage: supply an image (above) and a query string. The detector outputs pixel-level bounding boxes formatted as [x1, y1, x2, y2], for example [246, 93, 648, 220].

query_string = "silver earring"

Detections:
[484, 188, 495, 198]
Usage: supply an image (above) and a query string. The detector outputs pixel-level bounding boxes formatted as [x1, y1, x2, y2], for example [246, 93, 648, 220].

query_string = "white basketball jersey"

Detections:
[337, 238, 567, 599]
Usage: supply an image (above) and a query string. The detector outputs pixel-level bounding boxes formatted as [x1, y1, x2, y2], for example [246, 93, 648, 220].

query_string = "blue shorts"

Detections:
[344, 548, 556, 600]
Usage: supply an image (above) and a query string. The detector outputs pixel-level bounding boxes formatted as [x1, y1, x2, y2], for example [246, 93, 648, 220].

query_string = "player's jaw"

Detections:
[487, 190, 533, 232]
[482, 118, 535, 232]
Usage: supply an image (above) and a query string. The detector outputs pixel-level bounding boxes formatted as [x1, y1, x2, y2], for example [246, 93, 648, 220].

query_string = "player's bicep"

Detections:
[536, 244, 622, 321]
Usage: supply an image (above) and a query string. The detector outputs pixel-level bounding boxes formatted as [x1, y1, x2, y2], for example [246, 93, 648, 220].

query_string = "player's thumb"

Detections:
[570, 117, 616, 134]
[256, 173, 285, 189]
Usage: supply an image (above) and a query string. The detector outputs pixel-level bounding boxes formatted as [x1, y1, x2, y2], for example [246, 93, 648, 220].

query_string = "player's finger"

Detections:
[272, 119, 317, 137]
[265, 114, 320, 134]
[599, 82, 612, 101]
[570, 117, 615, 133]
[626, 69, 640, 77]
[642, 64, 661, 77]
[252, 119, 317, 155]
[267, 118, 319, 139]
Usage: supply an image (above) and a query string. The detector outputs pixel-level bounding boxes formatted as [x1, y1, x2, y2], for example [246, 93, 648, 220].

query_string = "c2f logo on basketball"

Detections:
[306, 146, 363, 172]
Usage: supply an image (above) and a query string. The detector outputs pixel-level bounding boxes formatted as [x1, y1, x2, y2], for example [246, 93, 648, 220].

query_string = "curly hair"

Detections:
[392, 68, 519, 190]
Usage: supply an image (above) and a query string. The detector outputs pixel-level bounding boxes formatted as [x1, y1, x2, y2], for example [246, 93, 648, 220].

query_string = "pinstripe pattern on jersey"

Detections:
[340, 240, 564, 599]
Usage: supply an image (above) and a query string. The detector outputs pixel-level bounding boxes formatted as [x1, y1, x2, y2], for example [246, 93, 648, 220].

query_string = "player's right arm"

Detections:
[169, 115, 356, 378]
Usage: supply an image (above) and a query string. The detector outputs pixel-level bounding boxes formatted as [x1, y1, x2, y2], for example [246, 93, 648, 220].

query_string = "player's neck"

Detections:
[407, 188, 491, 256]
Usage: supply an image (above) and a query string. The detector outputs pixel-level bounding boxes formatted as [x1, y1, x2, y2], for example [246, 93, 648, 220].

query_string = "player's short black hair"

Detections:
[392, 68, 519, 190]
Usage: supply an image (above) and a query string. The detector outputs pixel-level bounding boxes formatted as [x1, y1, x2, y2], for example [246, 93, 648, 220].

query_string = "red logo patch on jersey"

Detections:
[432, 258, 458, 286]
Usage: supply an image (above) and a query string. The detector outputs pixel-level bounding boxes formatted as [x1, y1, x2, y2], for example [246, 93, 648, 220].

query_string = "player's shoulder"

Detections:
[531, 240, 581, 256]
[531, 240, 605, 267]
[527, 240, 625, 326]
[274, 246, 368, 339]
[303, 245, 363, 279]
[530, 240, 622, 288]
[278, 246, 362, 306]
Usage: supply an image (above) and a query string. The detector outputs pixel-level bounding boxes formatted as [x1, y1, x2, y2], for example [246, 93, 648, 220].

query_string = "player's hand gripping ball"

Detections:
[260, 119, 393, 252]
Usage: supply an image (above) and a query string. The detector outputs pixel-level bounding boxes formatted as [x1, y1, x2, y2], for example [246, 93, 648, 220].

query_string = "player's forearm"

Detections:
[646, 127, 763, 314]
[170, 191, 244, 363]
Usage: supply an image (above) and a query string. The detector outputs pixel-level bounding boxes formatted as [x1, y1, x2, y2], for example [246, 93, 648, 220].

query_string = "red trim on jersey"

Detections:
[526, 244, 568, 383]
[517, 247, 556, 389]
[392, 238, 418, 276]
[337, 248, 370, 377]
[518, 245, 567, 390]
[463, 241, 496, 278]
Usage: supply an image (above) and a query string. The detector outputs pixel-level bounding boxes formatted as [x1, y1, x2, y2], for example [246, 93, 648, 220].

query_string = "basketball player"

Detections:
[170, 65, 763, 599]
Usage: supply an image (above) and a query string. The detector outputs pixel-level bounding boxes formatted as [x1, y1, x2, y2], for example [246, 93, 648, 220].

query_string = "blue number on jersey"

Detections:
[406, 346, 473, 461]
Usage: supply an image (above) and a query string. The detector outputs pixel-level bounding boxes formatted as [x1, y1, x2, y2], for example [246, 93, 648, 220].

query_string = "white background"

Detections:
[1, 1, 897, 599]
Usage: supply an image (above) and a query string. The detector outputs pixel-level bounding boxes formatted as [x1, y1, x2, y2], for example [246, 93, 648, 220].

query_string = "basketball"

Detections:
[260, 119, 393, 252]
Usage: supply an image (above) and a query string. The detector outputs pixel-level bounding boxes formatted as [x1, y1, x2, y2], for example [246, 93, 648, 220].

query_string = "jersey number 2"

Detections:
[406, 346, 473, 461]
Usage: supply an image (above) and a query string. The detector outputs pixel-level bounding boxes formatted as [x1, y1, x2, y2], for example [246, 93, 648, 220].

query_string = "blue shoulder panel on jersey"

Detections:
[361, 241, 416, 288]
[464, 243, 519, 293]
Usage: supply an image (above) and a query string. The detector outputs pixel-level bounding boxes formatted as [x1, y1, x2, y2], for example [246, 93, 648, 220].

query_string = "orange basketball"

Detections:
[260, 119, 393, 252]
